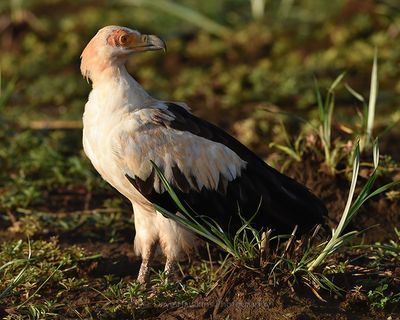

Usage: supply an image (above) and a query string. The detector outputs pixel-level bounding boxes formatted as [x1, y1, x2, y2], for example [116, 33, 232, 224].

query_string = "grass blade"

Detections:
[0, 238, 32, 299]
[120, 0, 231, 38]
[308, 141, 361, 270]
[151, 161, 266, 266]
[367, 48, 378, 143]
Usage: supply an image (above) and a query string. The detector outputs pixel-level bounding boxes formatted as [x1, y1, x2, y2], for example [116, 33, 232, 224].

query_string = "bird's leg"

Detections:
[137, 243, 156, 286]
[164, 257, 177, 281]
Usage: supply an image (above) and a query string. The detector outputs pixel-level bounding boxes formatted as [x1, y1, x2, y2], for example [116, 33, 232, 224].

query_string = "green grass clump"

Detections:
[0, 129, 106, 210]
[308, 140, 400, 271]
[0, 238, 99, 314]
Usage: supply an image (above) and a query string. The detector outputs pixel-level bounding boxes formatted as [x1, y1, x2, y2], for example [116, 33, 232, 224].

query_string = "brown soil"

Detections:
[155, 274, 387, 320]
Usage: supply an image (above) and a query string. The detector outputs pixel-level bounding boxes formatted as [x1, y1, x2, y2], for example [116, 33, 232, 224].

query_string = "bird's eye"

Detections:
[142, 35, 148, 43]
[119, 35, 128, 44]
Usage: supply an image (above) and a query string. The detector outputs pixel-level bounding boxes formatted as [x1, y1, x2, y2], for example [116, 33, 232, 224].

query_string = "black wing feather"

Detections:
[126, 103, 327, 235]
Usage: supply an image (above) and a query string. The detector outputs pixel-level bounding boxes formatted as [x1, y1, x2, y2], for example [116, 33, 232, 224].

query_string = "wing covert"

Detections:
[113, 103, 327, 234]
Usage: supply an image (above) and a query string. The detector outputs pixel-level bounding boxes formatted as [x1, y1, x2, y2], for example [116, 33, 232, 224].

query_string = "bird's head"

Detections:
[80, 26, 166, 82]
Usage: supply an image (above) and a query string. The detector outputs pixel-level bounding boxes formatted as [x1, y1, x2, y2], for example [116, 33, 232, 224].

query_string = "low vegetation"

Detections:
[0, 0, 399, 319]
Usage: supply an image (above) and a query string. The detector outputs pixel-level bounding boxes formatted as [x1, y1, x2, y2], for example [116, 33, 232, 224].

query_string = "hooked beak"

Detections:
[128, 34, 167, 53]
[143, 34, 167, 52]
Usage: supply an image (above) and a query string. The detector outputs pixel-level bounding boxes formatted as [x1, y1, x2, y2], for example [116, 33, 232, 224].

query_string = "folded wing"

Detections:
[113, 103, 327, 234]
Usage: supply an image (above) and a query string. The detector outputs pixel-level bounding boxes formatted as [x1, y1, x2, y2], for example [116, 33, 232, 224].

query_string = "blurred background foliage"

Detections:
[0, 0, 399, 211]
